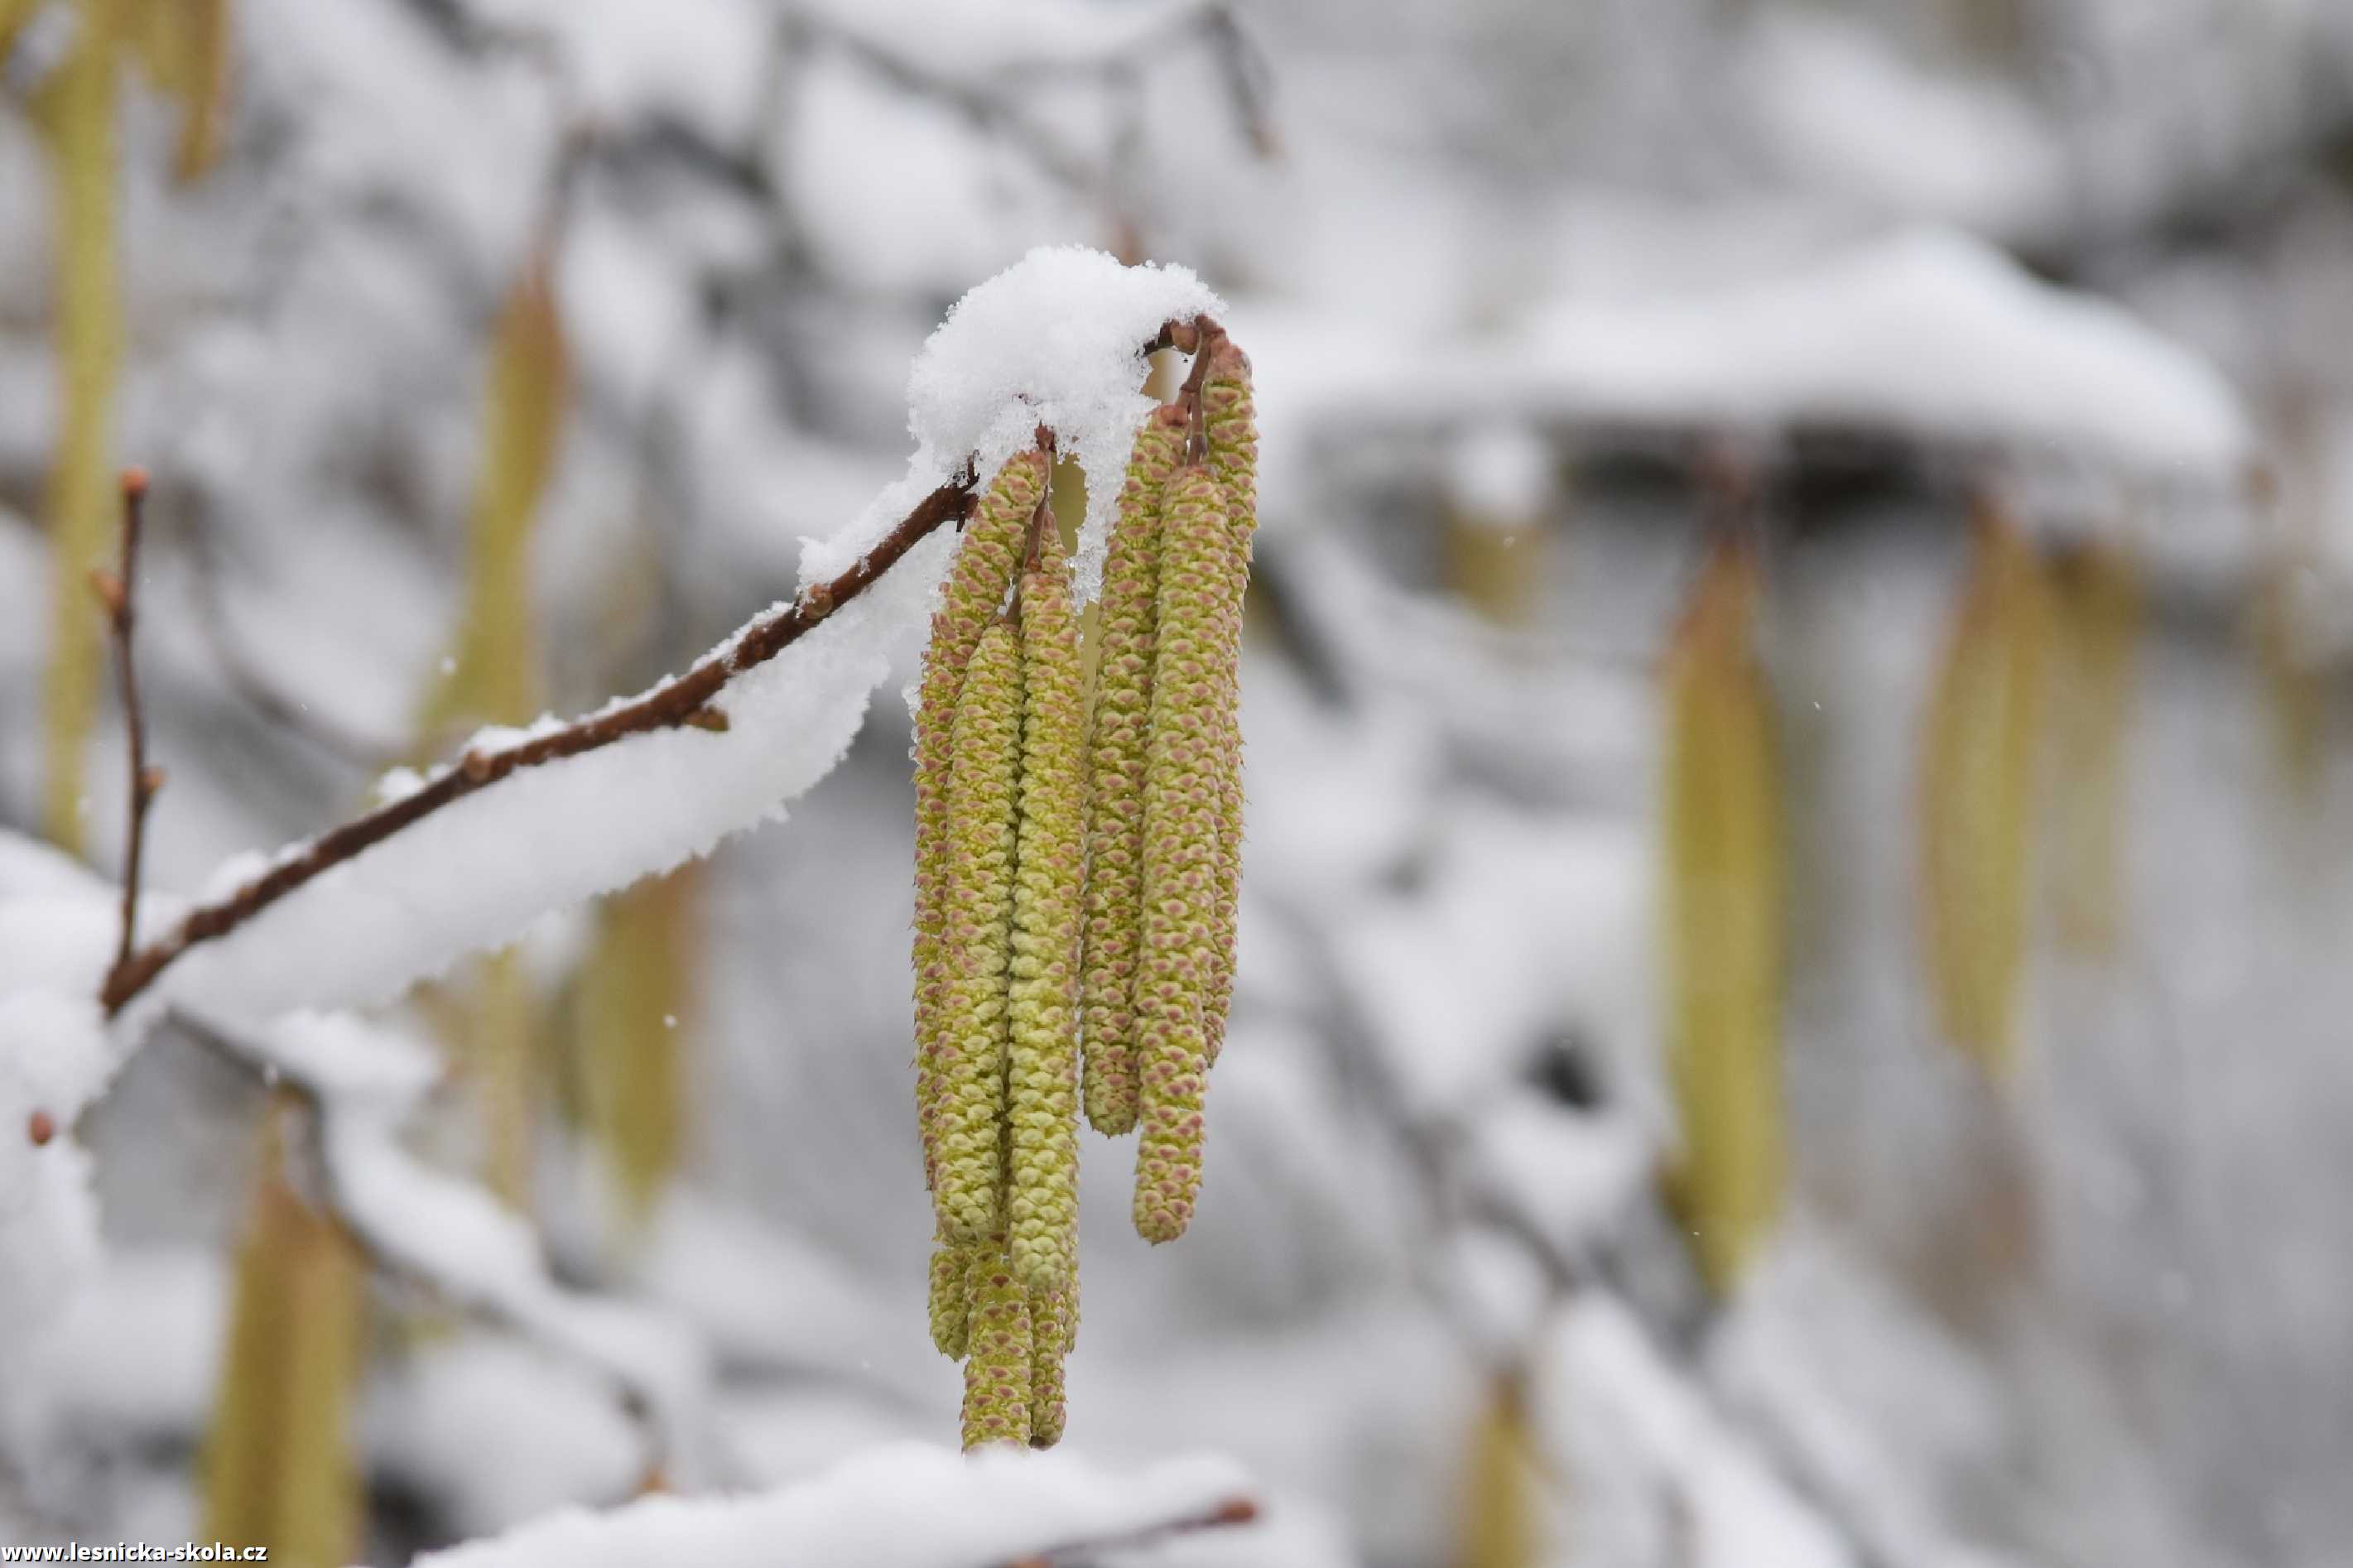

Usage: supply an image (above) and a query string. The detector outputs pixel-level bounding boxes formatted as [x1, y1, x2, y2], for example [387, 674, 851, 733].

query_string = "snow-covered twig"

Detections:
[405, 1441, 1258, 1568]
[992, 1493, 1260, 1567]
[99, 472, 978, 1016]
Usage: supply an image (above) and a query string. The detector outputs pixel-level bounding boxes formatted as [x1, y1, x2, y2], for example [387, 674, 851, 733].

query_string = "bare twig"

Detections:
[99, 469, 161, 986]
[991, 1494, 1260, 1568]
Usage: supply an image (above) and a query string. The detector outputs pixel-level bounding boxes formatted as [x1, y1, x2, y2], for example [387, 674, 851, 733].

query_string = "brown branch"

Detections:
[992, 1495, 1260, 1568]
[99, 469, 161, 986]
[99, 471, 976, 1016]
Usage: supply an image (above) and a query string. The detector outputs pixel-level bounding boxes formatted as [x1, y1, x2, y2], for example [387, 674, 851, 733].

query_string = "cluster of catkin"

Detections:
[912, 334, 1257, 1450]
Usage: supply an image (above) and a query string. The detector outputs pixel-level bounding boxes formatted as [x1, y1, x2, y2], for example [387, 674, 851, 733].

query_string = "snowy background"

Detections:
[3, 1, 2353, 1565]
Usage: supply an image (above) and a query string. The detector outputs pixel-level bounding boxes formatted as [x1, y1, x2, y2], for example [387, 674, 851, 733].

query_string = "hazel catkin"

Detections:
[1131, 464, 1232, 1244]
[1198, 341, 1258, 1065]
[927, 1241, 974, 1359]
[914, 452, 1047, 1189]
[933, 620, 1026, 1245]
[1006, 518, 1086, 1292]
[960, 1239, 1032, 1450]
[1079, 404, 1188, 1135]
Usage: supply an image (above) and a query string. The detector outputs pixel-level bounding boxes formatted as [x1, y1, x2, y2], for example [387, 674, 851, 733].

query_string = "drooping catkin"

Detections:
[960, 1240, 1033, 1450]
[1007, 521, 1085, 1291]
[1660, 538, 1785, 1299]
[928, 1241, 974, 1359]
[915, 452, 1047, 1188]
[1027, 1281, 1073, 1448]
[1199, 341, 1258, 1066]
[1080, 404, 1187, 1134]
[1921, 503, 2048, 1078]
[2045, 539, 2139, 955]
[1131, 464, 1231, 1244]
[933, 620, 1026, 1245]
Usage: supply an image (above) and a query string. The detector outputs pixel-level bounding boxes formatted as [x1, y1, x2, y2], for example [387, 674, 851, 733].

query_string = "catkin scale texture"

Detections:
[1080, 405, 1188, 1133]
[1131, 464, 1231, 1243]
[933, 621, 1026, 1245]
[914, 453, 1045, 1188]
[1198, 342, 1258, 1065]
[928, 1242, 974, 1359]
[1007, 522, 1086, 1291]
[960, 1242, 1033, 1449]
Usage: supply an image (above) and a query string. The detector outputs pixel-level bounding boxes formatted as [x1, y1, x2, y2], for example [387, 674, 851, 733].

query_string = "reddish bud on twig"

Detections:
[27, 1111, 55, 1146]
[138, 766, 166, 798]
[460, 751, 493, 782]
[119, 466, 150, 500]
[88, 568, 125, 616]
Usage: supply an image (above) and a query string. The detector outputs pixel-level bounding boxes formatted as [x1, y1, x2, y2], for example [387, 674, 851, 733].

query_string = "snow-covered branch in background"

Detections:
[185, 1010, 723, 1484]
[107, 249, 1220, 1030]
[407, 1442, 1257, 1568]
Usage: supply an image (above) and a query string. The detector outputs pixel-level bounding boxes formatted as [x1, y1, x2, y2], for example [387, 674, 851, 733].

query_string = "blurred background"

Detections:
[3, 0, 2353, 1564]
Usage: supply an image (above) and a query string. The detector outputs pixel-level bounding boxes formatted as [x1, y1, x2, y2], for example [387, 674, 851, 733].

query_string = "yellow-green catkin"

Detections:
[1007, 522, 1085, 1291]
[37, 0, 124, 854]
[1921, 503, 2048, 1078]
[2045, 539, 2139, 955]
[915, 452, 1047, 1187]
[1660, 538, 1785, 1299]
[1132, 465, 1230, 1244]
[1080, 405, 1187, 1134]
[1027, 1280, 1073, 1448]
[928, 1242, 974, 1359]
[934, 621, 1026, 1244]
[1199, 339, 1258, 1065]
[960, 1241, 1033, 1450]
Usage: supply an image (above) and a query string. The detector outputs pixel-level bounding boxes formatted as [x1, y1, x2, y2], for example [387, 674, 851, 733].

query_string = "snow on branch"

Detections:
[180, 1008, 724, 1483]
[1251, 227, 2254, 512]
[407, 1441, 1258, 1568]
[106, 250, 1222, 1028]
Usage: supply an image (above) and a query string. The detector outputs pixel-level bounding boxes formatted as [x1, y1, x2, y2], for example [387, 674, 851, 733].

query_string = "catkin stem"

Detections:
[1007, 523, 1087, 1292]
[915, 453, 1046, 1190]
[1198, 341, 1258, 1065]
[1080, 404, 1188, 1134]
[934, 621, 1027, 1244]
[1131, 465, 1232, 1243]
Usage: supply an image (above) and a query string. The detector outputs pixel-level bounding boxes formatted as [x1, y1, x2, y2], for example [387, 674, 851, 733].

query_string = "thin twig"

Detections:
[99, 469, 161, 984]
[990, 1494, 1260, 1568]
[100, 470, 973, 1016]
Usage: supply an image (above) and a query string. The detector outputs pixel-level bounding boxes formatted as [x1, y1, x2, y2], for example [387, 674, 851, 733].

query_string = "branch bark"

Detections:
[99, 468, 161, 984]
[100, 471, 977, 1016]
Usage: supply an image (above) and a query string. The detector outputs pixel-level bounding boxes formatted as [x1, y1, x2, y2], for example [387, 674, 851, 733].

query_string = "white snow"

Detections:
[1536, 1297, 1855, 1568]
[897, 245, 1224, 600]
[1242, 227, 2254, 519]
[220, 1011, 720, 1480]
[407, 1441, 1257, 1568]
